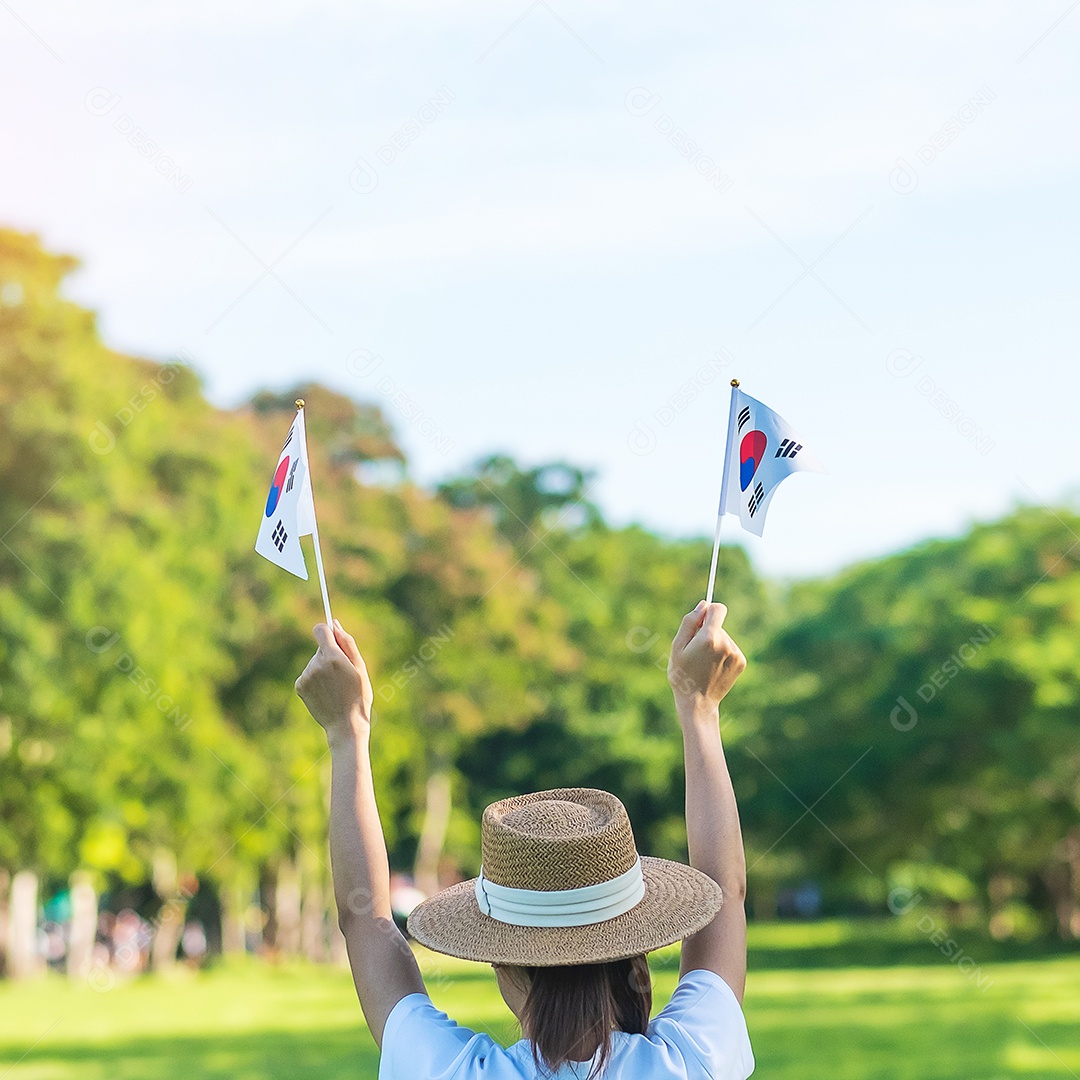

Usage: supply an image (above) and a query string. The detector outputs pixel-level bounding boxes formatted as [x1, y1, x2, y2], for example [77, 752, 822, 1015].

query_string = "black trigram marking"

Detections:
[272, 520, 288, 552]
[775, 438, 802, 459]
[285, 458, 299, 493]
[747, 482, 765, 517]
[737, 406, 751, 433]
[281, 426, 295, 452]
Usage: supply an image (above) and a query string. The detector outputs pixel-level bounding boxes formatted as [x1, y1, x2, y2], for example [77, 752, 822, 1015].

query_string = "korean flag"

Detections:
[255, 408, 317, 578]
[719, 387, 824, 537]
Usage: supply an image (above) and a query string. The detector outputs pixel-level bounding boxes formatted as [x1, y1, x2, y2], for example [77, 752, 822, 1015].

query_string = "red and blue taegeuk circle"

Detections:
[264, 455, 290, 517]
[739, 430, 767, 491]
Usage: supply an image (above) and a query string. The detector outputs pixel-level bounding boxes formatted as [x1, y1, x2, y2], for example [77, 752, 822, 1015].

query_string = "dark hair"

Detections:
[518, 955, 652, 1078]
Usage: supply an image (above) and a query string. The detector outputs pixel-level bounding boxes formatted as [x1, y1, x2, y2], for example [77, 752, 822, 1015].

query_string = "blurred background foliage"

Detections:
[1, 227, 1079, 976]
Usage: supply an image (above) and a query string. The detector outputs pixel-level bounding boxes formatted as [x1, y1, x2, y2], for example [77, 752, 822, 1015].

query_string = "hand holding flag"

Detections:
[295, 619, 373, 735]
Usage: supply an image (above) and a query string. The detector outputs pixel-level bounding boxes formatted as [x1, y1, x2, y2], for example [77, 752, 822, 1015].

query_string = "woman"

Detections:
[295, 600, 753, 1079]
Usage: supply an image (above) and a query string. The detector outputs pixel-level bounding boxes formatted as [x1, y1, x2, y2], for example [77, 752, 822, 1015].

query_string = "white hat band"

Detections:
[474, 857, 645, 927]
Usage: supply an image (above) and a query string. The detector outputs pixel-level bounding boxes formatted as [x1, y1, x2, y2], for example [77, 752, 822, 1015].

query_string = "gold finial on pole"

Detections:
[730, 379, 740, 388]
[295, 398, 305, 409]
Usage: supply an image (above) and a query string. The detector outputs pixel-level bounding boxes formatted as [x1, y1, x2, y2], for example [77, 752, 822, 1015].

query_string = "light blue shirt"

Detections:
[378, 967, 755, 1079]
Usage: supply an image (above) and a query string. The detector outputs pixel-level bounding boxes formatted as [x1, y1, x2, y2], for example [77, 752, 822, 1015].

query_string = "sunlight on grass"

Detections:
[3, 936, 1079, 1080]
[746, 919, 858, 949]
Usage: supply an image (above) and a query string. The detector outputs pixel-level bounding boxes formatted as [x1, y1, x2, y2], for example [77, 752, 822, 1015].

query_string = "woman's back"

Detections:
[379, 967, 753, 1080]
[294, 602, 754, 1080]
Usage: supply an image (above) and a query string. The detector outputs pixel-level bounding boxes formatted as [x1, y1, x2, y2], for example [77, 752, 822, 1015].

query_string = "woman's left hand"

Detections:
[295, 619, 374, 740]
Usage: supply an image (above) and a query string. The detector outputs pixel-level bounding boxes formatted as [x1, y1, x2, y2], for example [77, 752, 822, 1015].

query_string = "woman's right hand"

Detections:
[667, 601, 746, 712]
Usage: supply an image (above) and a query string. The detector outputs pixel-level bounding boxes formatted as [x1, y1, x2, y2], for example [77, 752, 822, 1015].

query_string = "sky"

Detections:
[2, 0, 1078, 578]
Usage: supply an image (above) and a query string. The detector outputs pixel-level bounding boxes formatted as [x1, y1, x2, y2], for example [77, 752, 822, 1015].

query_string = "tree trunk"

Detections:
[150, 849, 186, 971]
[67, 871, 98, 981]
[275, 860, 302, 956]
[301, 878, 326, 962]
[7, 870, 41, 979]
[987, 871, 1015, 940]
[414, 767, 452, 897]
[1050, 830, 1080, 940]
[0, 868, 10, 978]
[260, 866, 278, 952]
[221, 882, 247, 956]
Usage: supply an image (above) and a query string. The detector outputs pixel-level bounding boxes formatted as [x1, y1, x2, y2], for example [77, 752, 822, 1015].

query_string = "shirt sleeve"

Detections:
[649, 969, 755, 1080]
[378, 993, 516, 1080]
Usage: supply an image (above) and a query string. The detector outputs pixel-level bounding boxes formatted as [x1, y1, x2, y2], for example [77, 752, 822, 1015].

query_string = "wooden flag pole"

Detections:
[296, 399, 334, 626]
[705, 379, 740, 605]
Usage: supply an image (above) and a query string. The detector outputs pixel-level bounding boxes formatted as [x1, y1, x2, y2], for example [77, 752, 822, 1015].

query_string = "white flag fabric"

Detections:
[719, 388, 823, 537]
[255, 409, 317, 579]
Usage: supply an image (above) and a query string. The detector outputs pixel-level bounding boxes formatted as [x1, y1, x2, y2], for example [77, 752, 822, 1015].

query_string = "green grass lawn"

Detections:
[3, 922, 1078, 1080]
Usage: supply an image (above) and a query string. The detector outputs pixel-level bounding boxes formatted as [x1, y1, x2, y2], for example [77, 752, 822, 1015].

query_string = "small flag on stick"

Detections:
[705, 380, 823, 603]
[255, 399, 333, 624]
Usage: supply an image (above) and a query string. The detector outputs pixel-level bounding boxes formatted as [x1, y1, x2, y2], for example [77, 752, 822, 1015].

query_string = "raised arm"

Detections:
[667, 601, 748, 1002]
[295, 620, 425, 1045]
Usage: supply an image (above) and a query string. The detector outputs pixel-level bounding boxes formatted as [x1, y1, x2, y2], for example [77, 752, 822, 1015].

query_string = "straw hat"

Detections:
[407, 788, 723, 966]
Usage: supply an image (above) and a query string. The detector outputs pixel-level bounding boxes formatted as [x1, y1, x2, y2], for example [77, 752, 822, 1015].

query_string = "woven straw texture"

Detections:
[481, 788, 638, 890]
[407, 788, 724, 966]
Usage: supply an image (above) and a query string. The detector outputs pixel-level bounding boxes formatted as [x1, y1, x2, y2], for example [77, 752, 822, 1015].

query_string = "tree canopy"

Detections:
[1, 228, 1078, 948]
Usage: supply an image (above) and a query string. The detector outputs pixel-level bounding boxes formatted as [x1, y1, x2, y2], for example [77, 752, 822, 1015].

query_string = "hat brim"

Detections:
[406, 857, 723, 967]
